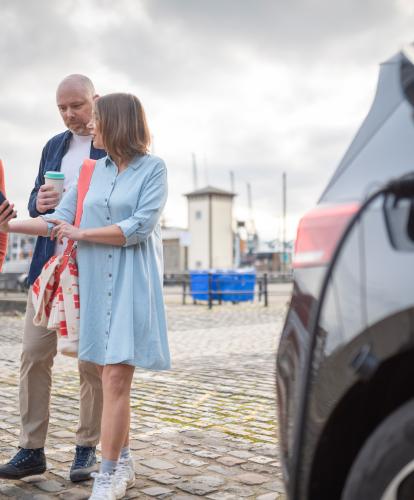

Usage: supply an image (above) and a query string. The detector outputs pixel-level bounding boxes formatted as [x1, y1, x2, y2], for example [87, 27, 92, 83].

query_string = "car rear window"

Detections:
[320, 57, 414, 203]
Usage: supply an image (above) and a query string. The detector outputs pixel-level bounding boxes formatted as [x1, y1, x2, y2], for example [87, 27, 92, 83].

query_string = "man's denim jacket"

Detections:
[28, 130, 106, 285]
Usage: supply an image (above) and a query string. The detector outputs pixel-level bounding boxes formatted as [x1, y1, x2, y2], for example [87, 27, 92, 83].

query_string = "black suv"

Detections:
[277, 45, 414, 500]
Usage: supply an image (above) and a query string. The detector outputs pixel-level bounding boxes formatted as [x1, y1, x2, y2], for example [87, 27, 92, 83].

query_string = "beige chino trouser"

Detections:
[19, 288, 103, 449]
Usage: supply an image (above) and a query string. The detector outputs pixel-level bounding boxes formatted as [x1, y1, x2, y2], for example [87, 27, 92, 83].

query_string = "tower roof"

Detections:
[184, 185, 236, 198]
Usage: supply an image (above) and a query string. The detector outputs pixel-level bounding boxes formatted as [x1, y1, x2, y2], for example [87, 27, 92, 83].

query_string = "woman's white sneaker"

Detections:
[89, 472, 116, 500]
[114, 457, 135, 498]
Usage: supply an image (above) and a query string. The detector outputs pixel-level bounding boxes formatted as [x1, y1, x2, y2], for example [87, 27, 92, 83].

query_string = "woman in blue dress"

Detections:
[0, 93, 170, 499]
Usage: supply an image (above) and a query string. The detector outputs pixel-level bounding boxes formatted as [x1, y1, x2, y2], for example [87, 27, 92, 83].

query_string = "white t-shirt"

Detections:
[54, 134, 92, 256]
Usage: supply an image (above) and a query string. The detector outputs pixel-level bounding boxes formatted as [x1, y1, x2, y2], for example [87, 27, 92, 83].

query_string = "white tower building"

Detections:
[185, 186, 235, 269]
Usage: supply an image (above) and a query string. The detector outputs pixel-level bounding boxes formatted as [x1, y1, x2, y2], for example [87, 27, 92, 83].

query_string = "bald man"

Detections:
[0, 75, 106, 482]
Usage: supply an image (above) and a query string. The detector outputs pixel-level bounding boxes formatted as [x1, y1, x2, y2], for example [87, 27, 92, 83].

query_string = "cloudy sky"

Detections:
[1, 0, 413, 241]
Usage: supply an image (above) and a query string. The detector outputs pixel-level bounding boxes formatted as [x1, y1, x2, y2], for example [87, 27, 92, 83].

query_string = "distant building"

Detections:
[1, 234, 34, 278]
[6, 234, 36, 263]
[185, 186, 235, 270]
[244, 239, 293, 273]
[162, 226, 190, 274]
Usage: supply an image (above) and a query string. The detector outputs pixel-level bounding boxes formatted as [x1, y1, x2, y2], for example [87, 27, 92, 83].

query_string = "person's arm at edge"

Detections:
[2, 218, 49, 237]
[79, 225, 126, 246]
[0, 163, 8, 271]
[48, 220, 126, 246]
[0, 229, 7, 271]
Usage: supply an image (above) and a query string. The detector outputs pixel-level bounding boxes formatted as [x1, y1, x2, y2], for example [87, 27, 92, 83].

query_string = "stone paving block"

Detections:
[256, 493, 279, 500]
[0, 422, 13, 429]
[153, 440, 177, 450]
[135, 463, 156, 476]
[150, 472, 182, 485]
[0, 483, 28, 497]
[249, 455, 275, 464]
[223, 436, 251, 446]
[141, 458, 176, 470]
[177, 475, 225, 495]
[263, 479, 285, 493]
[50, 430, 74, 439]
[120, 480, 149, 498]
[258, 435, 277, 443]
[213, 484, 255, 497]
[21, 475, 45, 483]
[4, 416, 20, 424]
[206, 494, 240, 500]
[49, 469, 71, 481]
[138, 447, 176, 459]
[179, 430, 205, 439]
[47, 452, 73, 463]
[206, 445, 230, 454]
[228, 450, 253, 459]
[235, 472, 269, 485]
[171, 465, 201, 477]
[182, 438, 200, 446]
[51, 444, 75, 453]
[178, 458, 207, 467]
[206, 464, 237, 476]
[240, 462, 274, 473]
[216, 456, 246, 466]
[125, 489, 147, 499]
[170, 495, 200, 500]
[135, 434, 157, 442]
[181, 446, 199, 454]
[59, 487, 90, 500]
[141, 485, 173, 496]
[5, 427, 19, 436]
[193, 450, 221, 459]
[34, 479, 66, 493]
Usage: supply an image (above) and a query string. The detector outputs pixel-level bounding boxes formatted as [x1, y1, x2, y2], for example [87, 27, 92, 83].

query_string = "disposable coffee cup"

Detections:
[44, 171, 65, 200]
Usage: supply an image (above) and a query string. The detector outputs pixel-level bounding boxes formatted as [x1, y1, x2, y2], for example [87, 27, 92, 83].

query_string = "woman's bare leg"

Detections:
[100, 364, 134, 461]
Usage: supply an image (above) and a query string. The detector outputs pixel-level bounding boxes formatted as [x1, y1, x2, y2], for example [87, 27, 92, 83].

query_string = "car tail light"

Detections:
[292, 203, 360, 268]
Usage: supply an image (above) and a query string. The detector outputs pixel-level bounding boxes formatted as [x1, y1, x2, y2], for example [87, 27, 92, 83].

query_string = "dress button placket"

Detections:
[105, 171, 117, 357]
[106, 182, 113, 223]
[105, 231, 114, 350]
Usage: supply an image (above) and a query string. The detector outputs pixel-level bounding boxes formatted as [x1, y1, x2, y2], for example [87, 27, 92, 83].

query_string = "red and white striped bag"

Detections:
[32, 159, 96, 357]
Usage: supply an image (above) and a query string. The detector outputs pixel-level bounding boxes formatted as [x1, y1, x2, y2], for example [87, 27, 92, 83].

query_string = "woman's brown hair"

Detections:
[95, 93, 151, 161]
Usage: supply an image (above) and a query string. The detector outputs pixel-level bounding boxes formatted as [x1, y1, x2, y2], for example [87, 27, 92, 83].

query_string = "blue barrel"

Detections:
[190, 270, 256, 302]
[215, 270, 256, 302]
[189, 271, 213, 300]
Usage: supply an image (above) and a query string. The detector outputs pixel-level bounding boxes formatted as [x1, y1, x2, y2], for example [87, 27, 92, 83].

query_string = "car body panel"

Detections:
[277, 47, 414, 499]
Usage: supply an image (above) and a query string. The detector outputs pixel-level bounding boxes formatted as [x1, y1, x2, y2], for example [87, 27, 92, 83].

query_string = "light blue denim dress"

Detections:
[43, 154, 170, 370]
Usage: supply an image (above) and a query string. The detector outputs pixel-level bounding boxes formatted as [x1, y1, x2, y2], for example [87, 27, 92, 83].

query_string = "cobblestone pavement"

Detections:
[0, 292, 289, 499]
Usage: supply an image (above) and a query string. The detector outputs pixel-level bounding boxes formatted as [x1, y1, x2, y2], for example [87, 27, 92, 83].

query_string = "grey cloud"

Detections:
[0, 0, 105, 106]
[0, 99, 58, 134]
[1, 1, 78, 71]
[2, 0, 411, 96]
[142, 0, 399, 53]
[184, 119, 358, 221]
[86, 0, 414, 103]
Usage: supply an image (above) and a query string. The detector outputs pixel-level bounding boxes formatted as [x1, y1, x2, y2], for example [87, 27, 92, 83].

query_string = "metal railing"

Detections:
[163, 272, 292, 308]
[0, 272, 293, 308]
[0, 273, 27, 295]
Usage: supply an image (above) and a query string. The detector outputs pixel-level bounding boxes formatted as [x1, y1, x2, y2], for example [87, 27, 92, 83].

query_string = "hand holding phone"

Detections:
[0, 191, 17, 228]
[0, 191, 7, 206]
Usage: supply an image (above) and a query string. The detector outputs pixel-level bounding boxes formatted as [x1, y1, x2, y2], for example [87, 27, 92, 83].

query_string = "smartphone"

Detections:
[0, 190, 7, 206]
[0, 191, 15, 218]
